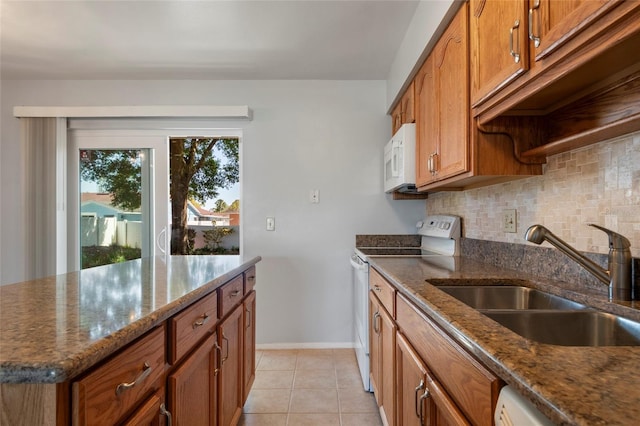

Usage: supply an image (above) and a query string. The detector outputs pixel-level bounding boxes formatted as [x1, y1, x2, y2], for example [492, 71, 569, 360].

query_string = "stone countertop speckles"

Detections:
[369, 256, 640, 426]
[0, 255, 260, 384]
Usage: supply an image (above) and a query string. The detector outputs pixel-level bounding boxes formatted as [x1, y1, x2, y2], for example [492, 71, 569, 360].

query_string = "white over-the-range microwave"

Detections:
[383, 123, 417, 193]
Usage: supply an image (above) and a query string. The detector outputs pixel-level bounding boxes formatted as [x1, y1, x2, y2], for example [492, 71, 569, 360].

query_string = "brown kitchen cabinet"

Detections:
[167, 332, 219, 425]
[396, 332, 469, 426]
[469, 0, 528, 107]
[72, 325, 166, 425]
[470, 0, 640, 158]
[391, 81, 416, 135]
[120, 389, 168, 426]
[415, 3, 469, 189]
[414, 1, 543, 191]
[369, 269, 397, 426]
[396, 292, 501, 426]
[218, 302, 244, 426]
[470, 0, 620, 108]
[243, 290, 256, 402]
[64, 267, 258, 426]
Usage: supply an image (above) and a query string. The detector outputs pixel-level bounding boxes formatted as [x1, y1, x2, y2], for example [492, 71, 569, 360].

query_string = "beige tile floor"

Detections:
[240, 349, 383, 426]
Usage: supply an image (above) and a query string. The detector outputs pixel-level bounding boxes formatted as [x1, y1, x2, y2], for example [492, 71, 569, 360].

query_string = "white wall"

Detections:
[0, 79, 426, 346]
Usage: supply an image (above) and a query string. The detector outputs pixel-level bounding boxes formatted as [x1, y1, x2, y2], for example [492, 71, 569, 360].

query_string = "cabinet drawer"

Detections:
[220, 275, 244, 318]
[396, 294, 500, 426]
[72, 325, 166, 426]
[245, 266, 256, 294]
[369, 269, 396, 316]
[169, 291, 218, 364]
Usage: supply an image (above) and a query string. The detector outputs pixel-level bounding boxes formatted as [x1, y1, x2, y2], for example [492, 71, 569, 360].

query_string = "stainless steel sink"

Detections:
[435, 284, 640, 346]
[437, 285, 587, 310]
[482, 310, 640, 346]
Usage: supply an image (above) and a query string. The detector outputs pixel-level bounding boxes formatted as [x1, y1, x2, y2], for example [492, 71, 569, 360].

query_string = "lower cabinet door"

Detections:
[427, 374, 470, 426]
[243, 291, 257, 404]
[396, 333, 428, 426]
[380, 304, 396, 426]
[219, 303, 244, 426]
[396, 332, 470, 426]
[167, 332, 218, 426]
[121, 389, 166, 426]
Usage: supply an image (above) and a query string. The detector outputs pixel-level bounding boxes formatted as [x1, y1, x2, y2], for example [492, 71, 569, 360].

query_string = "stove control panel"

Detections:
[417, 215, 461, 239]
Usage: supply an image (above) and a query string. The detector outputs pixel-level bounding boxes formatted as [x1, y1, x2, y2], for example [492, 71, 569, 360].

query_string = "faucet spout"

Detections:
[525, 224, 633, 301]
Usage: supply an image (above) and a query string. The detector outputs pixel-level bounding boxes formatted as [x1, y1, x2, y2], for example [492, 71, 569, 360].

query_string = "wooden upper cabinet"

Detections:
[470, 0, 529, 107]
[415, 3, 469, 188]
[414, 54, 437, 188]
[434, 6, 469, 182]
[528, 0, 619, 63]
[391, 82, 416, 135]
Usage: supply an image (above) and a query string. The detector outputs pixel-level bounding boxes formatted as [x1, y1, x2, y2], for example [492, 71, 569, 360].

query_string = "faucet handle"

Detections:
[588, 223, 631, 249]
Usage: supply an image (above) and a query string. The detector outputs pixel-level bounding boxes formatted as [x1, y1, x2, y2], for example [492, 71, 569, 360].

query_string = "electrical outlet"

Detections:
[503, 209, 517, 233]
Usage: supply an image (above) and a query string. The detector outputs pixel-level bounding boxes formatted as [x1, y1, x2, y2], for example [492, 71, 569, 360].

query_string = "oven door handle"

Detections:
[350, 254, 367, 271]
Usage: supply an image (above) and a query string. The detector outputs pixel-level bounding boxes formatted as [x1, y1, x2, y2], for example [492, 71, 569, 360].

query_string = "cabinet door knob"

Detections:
[509, 20, 521, 63]
[115, 362, 152, 396]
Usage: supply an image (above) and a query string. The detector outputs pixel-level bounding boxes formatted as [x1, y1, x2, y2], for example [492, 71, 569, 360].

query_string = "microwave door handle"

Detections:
[391, 139, 400, 177]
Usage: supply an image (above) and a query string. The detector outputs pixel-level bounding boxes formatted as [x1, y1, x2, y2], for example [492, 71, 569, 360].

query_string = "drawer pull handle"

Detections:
[414, 379, 425, 418]
[230, 290, 241, 297]
[115, 362, 152, 396]
[160, 403, 173, 426]
[374, 285, 381, 292]
[192, 314, 210, 329]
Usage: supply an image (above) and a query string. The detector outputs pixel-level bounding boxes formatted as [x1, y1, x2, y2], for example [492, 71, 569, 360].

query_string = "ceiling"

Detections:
[1, 0, 420, 80]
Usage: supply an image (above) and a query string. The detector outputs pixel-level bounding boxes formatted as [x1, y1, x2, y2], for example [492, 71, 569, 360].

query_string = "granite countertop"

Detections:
[0, 255, 261, 384]
[369, 255, 640, 426]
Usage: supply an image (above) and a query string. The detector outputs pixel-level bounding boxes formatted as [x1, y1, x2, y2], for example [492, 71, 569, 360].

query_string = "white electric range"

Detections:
[350, 215, 462, 391]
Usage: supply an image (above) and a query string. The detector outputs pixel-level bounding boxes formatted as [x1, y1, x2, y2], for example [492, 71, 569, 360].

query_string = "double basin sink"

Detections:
[435, 283, 640, 346]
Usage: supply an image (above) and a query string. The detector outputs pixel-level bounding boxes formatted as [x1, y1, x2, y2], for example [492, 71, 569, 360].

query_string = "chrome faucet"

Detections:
[525, 224, 633, 301]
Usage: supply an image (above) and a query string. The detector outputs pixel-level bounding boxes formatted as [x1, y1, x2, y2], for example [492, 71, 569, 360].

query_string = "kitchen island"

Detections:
[370, 255, 640, 426]
[0, 255, 260, 425]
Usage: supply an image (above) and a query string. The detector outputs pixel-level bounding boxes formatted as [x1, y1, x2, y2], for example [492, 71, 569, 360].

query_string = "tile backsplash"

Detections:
[427, 131, 640, 258]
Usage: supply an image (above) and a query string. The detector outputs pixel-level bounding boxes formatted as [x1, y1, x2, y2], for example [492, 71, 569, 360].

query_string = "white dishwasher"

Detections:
[495, 386, 555, 426]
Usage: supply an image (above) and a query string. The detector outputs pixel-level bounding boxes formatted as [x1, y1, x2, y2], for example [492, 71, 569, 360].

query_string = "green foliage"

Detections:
[80, 150, 142, 211]
[81, 245, 142, 269]
[202, 227, 235, 249]
[179, 138, 239, 205]
[213, 199, 228, 212]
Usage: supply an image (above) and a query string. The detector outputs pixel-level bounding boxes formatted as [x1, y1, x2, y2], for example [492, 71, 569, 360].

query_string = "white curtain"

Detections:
[20, 117, 67, 279]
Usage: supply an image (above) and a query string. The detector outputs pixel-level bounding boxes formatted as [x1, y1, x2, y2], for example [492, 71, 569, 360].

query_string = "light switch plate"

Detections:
[310, 189, 320, 204]
[503, 209, 517, 233]
[266, 217, 275, 231]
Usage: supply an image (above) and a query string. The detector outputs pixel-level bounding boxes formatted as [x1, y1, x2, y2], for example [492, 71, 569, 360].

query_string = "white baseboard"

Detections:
[256, 342, 355, 350]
